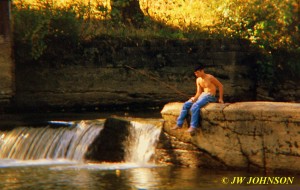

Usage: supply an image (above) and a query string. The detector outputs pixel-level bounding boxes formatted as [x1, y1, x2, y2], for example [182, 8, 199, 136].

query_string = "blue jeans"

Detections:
[176, 92, 216, 128]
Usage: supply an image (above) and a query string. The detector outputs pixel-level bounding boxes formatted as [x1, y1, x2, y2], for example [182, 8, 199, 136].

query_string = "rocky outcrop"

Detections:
[160, 101, 300, 173]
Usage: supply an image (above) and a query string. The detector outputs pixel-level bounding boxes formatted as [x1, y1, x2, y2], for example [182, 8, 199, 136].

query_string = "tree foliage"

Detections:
[12, 1, 83, 61]
[214, 0, 299, 51]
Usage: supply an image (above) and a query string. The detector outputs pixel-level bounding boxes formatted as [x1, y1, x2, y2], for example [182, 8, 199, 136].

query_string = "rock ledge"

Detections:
[160, 101, 300, 173]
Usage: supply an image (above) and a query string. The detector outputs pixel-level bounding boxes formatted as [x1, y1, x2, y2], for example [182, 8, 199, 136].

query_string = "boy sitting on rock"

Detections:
[172, 64, 224, 133]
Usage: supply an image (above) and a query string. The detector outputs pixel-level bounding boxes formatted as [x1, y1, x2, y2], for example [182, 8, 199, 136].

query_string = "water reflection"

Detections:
[0, 161, 300, 190]
[50, 162, 160, 190]
[129, 168, 161, 189]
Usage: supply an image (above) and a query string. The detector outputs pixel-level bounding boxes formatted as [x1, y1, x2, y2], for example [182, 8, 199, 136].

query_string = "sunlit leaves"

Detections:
[215, 0, 299, 51]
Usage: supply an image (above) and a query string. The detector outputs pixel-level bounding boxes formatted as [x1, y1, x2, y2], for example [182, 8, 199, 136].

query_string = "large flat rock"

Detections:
[161, 101, 300, 173]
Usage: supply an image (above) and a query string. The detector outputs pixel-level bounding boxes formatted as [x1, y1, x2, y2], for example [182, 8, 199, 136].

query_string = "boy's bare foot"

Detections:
[171, 125, 182, 130]
[187, 127, 197, 134]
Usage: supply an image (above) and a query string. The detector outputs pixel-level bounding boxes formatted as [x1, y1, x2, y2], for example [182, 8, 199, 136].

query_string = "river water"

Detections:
[0, 112, 299, 190]
[1, 162, 299, 190]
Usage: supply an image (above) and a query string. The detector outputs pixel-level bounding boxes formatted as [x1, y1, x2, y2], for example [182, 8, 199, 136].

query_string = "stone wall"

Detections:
[257, 80, 300, 102]
[0, 1, 14, 109]
[13, 38, 256, 111]
[0, 38, 13, 106]
[7, 36, 299, 112]
[160, 102, 300, 173]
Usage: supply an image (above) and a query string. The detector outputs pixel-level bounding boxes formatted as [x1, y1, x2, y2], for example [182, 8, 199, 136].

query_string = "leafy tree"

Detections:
[215, 0, 299, 51]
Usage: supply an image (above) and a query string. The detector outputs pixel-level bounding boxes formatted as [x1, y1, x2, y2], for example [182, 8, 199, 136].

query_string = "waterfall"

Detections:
[124, 121, 162, 164]
[0, 121, 103, 161]
[0, 118, 163, 165]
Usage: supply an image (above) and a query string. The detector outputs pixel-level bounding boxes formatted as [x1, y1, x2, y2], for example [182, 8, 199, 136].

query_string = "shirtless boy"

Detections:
[173, 65, 224, 133]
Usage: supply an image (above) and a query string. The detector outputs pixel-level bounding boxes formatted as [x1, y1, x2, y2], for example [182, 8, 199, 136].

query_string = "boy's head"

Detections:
[194, 64, 205, 72]
[194, 63, 205, 77]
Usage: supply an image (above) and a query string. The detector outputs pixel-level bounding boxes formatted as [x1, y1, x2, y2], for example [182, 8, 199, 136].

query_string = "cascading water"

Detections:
[0, 117, 163, 168]
[0, 121, 103, 161]
[124, 121, 162, 164]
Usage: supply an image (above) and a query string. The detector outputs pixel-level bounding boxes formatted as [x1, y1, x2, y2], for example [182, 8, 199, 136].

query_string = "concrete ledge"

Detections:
[160, 101, 300, 173]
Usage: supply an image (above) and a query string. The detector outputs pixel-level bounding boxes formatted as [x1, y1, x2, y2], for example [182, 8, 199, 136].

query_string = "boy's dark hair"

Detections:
[194, 64, 205, 72]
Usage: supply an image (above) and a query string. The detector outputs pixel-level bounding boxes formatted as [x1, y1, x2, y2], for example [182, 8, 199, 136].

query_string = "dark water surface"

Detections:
[0, 110, 162, 128]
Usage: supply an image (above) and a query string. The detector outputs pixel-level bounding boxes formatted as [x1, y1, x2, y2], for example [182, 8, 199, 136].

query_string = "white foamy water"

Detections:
[0, 159, 78, 168]
[0, 118, 163, 170]
[50, 162, 157, 171]
[0, 121, 103, 161]
[124, 121, 162, 164]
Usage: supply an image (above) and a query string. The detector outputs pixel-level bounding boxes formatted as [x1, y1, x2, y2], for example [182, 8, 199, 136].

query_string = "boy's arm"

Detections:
[211, 76, 224, 103]
[190, 78, 202, 102]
